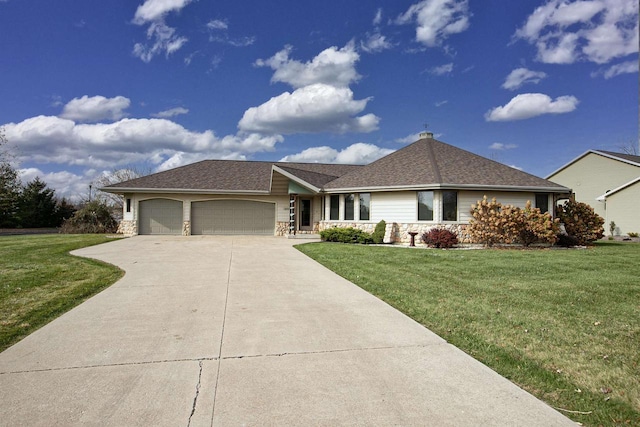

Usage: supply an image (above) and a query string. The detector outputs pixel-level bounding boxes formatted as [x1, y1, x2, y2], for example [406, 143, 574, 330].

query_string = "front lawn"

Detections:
[297, 242, 640, 427]
[0, 234, 123, 352]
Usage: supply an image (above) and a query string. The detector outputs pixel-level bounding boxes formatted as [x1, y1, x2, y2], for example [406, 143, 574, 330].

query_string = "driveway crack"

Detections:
[186, 360, 204, 427]
[210, 239, 233, 426]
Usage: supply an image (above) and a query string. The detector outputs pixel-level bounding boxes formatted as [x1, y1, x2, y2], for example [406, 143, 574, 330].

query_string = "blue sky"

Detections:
[1, 0, 638, 200]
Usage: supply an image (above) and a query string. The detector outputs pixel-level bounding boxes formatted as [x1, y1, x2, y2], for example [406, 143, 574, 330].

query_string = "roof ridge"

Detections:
[425, 139, 442, 183]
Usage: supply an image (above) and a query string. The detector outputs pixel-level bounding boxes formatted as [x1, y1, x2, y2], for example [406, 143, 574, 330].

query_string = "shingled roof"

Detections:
[593, 150, 640, 166]
[103, 160, 361, 193]
[104, 136, 568, 194]
[323, 136, 569, 191]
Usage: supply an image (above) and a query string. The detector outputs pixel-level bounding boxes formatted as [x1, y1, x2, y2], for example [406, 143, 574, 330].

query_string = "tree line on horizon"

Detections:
[0, 127, 135, 230]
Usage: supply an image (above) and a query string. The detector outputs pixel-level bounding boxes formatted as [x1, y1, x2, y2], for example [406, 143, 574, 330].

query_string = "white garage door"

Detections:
[139, 199, 183, 235]
[191, 200, 275, 235]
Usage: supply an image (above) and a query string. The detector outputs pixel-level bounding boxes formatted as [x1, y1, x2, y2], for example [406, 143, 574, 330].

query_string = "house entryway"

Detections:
[299, 198, 312, 231]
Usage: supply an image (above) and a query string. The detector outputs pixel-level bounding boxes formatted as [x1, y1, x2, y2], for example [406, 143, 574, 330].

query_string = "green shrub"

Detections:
[372, 220, 386, 244]
[421, 228, 458, 248]
[320, 227, 373, 244]
[556, 200, 604, 245]
[628, 232, 639, 238]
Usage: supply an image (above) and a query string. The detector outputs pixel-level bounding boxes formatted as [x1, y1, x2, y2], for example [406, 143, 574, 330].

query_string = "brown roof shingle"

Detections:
[323, 137, 569, 191]
[104, 137, 569, 193]
[104, 160, 361, 192]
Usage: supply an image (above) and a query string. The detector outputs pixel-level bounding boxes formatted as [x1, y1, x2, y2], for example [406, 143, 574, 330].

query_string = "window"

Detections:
[359, 193, 370, 220]
[330, 195, 340, 220]
[417, 191, 434, 221]
[345, 194, 355, 220]
[442, 191, 458, 221]
[535, 193, 549, 214]
[126, 198, 131, 213]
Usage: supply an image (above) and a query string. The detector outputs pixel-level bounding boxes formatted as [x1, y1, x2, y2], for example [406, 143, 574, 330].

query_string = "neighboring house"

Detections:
[103, 132, 570, 243]
[547, 150, 640, 236]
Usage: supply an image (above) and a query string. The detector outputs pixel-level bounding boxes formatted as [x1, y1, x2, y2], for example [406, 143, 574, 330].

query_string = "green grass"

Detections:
[0, 234, 124, 352]
[297, 242, 640, 427]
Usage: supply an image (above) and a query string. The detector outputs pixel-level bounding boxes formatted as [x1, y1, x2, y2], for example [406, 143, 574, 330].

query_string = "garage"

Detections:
[138, 199, 183, 235]
[191, 200, 275, 235]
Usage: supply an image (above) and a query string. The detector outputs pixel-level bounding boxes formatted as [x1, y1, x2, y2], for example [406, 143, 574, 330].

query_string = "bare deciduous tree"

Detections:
[617, 140, 639, 156]
[93, 165, 153, 209]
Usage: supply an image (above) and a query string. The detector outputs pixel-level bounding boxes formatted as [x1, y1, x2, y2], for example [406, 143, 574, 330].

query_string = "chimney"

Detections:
[419, 131, 433, 139]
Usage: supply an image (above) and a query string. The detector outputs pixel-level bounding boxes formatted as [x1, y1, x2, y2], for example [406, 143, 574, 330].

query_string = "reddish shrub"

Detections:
[421, 228, 458, 249]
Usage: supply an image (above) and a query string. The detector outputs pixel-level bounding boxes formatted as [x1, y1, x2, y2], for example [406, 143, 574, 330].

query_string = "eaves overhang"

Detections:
[596, 176, 640, 200]
[322, 183, 572, 194]
[271, 165, 321, 194]
[100, 187, 271, 195]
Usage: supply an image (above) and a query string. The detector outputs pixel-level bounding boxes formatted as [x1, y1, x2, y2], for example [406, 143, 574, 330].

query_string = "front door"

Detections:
[300, 199, 312, 230]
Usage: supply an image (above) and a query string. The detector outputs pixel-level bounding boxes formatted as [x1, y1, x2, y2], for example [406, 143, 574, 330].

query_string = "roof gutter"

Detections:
[100, 187, 271, 195]
[322, 183, 572, 194]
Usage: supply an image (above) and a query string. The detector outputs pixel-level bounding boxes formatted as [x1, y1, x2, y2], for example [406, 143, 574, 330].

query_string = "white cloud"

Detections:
[485, 93, 579, 122]
[133, 0, 193, 24]
[435, 100, 448, 107]
[429, 62, 453, 75]
[599, 60, 639, 78]
[396, 0, 471, 47]
[132, 0, 192, 62]
[502, 68, 548, 90]
[238, 83, 379, 134]
[206, 18, 255, 47]
[133, 21, 188, 62]
[489, 142, 518, 150]
[245, 43, 378, 135]
[207, 19, 228, 30]
[3, 115, 283, 169]
[255, 43, 360, 89]
[151, 107, 189, 118]
[210, 35, 255, 47]
[395, 133, 422, 144]
[373, 8, 383, 26]
[19, 167, 90, 201]
[361, 33, 393, 53]
[60, 95, 131, 122]
[280, 143, 394, 164]
[514, 0, 639, 64]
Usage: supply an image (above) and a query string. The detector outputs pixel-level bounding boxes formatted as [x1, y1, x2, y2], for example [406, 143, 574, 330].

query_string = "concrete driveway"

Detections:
[0, 236, 574, 426]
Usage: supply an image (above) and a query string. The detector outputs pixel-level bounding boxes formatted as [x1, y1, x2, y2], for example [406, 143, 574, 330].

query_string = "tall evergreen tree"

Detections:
[18, 177, 59, 228]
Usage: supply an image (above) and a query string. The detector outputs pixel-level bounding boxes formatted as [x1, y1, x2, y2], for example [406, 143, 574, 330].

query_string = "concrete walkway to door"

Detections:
[0, 236, 575, 426]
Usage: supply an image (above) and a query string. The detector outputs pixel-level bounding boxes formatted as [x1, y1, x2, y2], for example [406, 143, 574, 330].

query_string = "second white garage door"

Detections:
[191, 200, 276, 235]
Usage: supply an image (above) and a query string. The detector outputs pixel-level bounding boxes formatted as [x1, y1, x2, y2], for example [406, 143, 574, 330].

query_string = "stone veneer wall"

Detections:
[182, 221, 191, 236]
[276, 221, 289, 236]
[318, 221, 470, 244]
[118, 220, 137, 236]
[277, 221, 320, 235]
